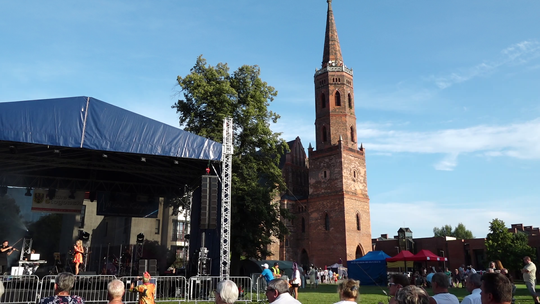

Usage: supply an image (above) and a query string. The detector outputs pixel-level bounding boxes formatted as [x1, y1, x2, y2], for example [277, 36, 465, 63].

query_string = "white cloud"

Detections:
[429, 40, 540, 89]
[359, 118, 540, 170]
[434, 153, 458, 171]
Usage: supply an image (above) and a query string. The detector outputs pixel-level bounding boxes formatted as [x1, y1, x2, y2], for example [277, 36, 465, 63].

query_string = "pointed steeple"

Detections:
[322, 0, 343, 68]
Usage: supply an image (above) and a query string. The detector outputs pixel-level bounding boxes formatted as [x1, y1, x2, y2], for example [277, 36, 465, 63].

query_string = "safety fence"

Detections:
[0, 275, 252, 304]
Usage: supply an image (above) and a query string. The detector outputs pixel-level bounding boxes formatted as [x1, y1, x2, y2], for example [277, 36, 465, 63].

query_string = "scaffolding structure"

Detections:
[219, 118, 233, 280]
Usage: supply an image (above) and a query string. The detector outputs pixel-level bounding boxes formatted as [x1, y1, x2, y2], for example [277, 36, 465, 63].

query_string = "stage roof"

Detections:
[0, 96, 222, 197]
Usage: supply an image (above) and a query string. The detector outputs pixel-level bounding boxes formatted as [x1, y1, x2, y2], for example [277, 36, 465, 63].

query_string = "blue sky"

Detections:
[1, 1, 540, 239]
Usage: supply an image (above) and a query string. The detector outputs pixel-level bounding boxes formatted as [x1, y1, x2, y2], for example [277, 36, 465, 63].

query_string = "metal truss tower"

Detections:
[220, 118, 233, 280]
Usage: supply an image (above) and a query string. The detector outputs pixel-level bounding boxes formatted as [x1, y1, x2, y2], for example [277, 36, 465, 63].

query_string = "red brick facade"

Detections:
[372, 224, 540, 272]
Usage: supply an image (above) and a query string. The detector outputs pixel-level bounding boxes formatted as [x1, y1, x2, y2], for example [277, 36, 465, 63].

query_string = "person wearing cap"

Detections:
[130, 271, 155, 304]
[260, 263, 274, 284]
[272, 262, 282, 279]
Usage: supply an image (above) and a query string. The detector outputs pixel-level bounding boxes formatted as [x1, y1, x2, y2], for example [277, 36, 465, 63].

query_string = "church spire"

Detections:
[322, 0, 343, 68]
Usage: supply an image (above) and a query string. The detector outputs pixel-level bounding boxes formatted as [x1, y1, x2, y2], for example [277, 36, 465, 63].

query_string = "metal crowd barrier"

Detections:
[117, 275, 188, 303]
[0, 275, 40, 304]
[40, 274, 117, 303]
[188, 276, 252, 303]
[0, 274, 250, 303]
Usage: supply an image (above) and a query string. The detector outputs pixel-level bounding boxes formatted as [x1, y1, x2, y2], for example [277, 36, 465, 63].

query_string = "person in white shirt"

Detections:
[429, 272, 459, 304]
[461, 273, 481, 304]
[265, 279, 301, 304]
[333, 279, 360, 304]
[521, 256, 539, 304]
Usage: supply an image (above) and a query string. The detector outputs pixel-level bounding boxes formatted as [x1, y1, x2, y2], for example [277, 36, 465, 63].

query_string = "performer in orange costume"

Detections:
[130, 271, 155, 304]
[73, 240, 84, 275]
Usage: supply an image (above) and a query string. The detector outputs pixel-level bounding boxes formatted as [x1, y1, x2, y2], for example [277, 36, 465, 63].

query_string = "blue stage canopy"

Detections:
[0, 96, 221, 161]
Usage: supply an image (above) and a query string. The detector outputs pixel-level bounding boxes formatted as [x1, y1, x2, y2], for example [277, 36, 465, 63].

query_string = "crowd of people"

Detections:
[34, 271, 156, 304]
[0, 256, 536, 304]
[381, 271, 515, 304]
[381, 256, 540, 304]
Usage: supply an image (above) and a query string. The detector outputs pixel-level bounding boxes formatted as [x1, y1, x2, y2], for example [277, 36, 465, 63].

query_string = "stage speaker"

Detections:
[148, 259, 157, 275]
[209, 177, 218, 229]
[200, 176, 209, 229]
[201, 175, 218, 230]
[139, 259, 158, 276]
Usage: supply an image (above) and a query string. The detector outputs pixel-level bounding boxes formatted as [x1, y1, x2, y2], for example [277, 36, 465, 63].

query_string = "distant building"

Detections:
[60, 197, 189, 274]
[373, 224, 540, 271]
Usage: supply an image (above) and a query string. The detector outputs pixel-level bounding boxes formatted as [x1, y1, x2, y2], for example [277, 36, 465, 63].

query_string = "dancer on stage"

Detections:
[73, 240, 84, 275]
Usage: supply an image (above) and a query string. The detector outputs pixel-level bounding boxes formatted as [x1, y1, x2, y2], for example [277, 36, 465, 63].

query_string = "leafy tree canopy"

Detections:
[485, 218, 535, 272]
[173, 56, 290, 259]
[0, 195, 25, 241]
[433, 223, 474, 239]
[27, 213, 63, 262]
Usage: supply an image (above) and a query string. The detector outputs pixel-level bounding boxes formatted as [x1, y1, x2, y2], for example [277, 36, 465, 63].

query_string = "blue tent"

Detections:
[347, 251, 391, 286]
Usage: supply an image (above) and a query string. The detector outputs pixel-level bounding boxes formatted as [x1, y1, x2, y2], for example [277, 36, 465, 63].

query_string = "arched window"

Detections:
[356, 213, 361, 231]
[348, 93, 352, 108]
[321, 93, 326, 109]
[335, 91, 341, 106]
[302, 217, 305, 233]
[322, 126, 327, 142]
[350, 126, 355, 142]
[325, 213, 330, 231]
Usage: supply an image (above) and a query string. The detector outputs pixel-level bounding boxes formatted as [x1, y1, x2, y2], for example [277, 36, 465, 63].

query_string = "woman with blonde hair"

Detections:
[334, 279, 360, 304]
[494, 260, 504, 272]
[73, 240, 84, 275]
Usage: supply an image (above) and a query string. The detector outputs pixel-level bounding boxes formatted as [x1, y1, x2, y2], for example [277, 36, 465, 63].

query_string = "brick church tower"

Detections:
[305, 0, 372, 266]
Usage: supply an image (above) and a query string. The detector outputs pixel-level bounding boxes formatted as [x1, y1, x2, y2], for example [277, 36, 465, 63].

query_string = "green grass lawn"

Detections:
[173, 282, 539, 304]
[294, 282, 538, 304]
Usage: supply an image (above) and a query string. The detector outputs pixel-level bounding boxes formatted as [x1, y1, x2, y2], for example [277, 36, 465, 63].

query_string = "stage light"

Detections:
[173, 160, 179, 165]
[136, 233, 145, 244]
[102, 153, 108, 158]
[80, 231, 90, 242]
[25, 187, 32, 197]
[47, 188, 56, 200]
[141, 157, 146, 162]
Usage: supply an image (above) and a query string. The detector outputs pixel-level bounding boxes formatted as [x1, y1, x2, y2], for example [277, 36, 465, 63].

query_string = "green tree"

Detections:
[453, 223, 474, 239]
[173, 56, 290, 260]
[433, 223, 473, 239]
[27, 213, 63, 262]
[433, 225, 453, 237]
[0, 195, 25, 240]
[485, 218, 535, 271]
